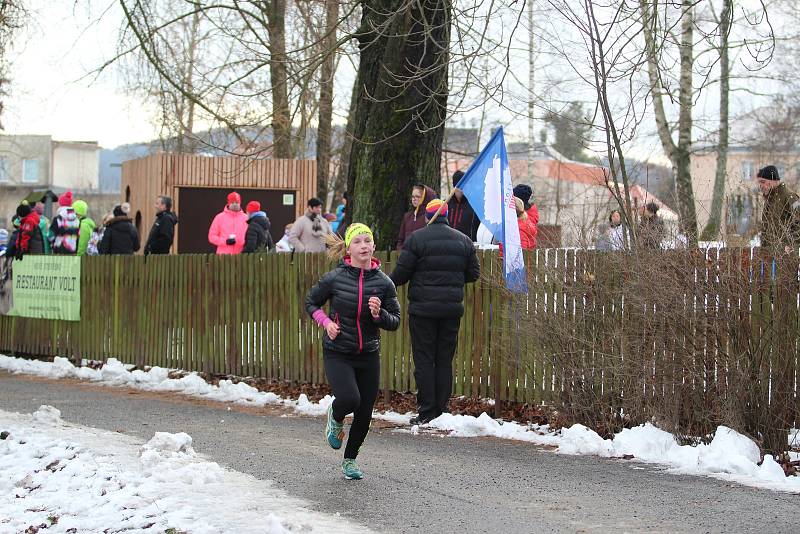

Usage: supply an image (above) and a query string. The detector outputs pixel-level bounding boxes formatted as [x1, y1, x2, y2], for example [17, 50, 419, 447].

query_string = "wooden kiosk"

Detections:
[121, 153, 316, 253]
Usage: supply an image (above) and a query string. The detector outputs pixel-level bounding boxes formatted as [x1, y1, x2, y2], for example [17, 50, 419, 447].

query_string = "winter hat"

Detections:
[452, 170, 465, 187]
[246, 200, 261, 214]
[323, 213, 336, 223]
[757, 165, 780, 181]
[113, 203, 131, 217]
[425, 198, 448, 220]
[34, 202, 44, 215]
[58, 191, 73, 207]
[344, 223, 374, 247]
[0, 229, 7, 245]
[227, 191, 241, 205]
[73, 200, 88, 217]
[16, 203, 32, 218]
[513, 184, 533, 208]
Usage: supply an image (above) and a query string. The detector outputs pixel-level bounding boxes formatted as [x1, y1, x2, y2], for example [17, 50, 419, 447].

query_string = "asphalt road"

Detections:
[1, 372, 797, 534]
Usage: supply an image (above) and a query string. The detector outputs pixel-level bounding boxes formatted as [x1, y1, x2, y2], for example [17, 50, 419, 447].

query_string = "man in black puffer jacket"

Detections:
[144, 196, 178, 255]
[243, 201, 274, 253]
[390, 199, 481, 424]
[99, 204, 140, 255]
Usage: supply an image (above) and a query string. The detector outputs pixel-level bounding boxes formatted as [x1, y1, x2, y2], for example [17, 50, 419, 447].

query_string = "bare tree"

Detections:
[700, 0, 733, 239]
[640, 0, 700, 246]
[0, 0, 26, 129]
[314, 0, 339, 202]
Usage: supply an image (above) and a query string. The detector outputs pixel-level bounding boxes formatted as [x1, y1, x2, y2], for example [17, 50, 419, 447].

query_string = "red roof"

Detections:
[444, 158, 607, 186]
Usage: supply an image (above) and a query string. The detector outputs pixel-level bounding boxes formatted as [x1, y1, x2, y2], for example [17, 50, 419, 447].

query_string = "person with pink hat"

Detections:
[49, 191, 80, 255]
[207, 191, 248, 254]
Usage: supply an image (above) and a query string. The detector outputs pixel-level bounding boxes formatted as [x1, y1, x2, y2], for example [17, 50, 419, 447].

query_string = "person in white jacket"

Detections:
[607, 210, 627, 250]
[275, 223, 294, 252]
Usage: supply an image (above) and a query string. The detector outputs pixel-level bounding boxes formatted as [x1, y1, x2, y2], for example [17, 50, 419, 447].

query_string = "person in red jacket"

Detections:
[13, 203, 44, 258]
[513, 184, 538, 248]
[515, 197, 537, 250]
[208, 191, 249, 254]
[396, 184, 437, 250]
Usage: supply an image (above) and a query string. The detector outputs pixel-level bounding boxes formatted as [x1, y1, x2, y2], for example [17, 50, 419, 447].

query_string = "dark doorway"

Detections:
[177, 187, 297, 254]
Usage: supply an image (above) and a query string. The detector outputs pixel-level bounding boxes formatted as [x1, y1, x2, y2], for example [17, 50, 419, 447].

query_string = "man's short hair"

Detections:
[159, 196, 173, 211]
[308, 197, 323, 208]
[645, 202, 659, 214]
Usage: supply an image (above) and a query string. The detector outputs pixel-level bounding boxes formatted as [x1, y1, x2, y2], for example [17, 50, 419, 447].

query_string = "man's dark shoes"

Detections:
[410, 415, 432, 425]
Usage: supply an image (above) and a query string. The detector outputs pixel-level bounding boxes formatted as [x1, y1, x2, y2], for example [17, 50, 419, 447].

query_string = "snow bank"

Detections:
[0, 406, 371, 534]
[3, 355, 799, 494]
[0, 355, 399, 419]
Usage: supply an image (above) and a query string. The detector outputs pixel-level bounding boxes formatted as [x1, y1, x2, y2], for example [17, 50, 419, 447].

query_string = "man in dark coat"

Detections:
[638, 202, 665, 250]
[757, 165, 800, 253]
[390, 199, 481, 424]
[243, 201, 274, 253]
[144, 196, 178, 255]
[99, 204, 140, 255]
[447, 170, 480, 242]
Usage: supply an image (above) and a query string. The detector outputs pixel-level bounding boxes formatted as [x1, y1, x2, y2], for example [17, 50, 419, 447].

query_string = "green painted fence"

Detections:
[1, 249, 798, 446]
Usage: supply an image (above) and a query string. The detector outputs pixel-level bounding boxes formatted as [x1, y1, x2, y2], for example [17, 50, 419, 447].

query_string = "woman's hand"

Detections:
[368, 296, 382, 318]
[326, 321, 340, 340]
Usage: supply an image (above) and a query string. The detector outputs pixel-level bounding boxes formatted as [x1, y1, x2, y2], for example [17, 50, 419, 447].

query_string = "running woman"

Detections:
[305, 223, 401, 479]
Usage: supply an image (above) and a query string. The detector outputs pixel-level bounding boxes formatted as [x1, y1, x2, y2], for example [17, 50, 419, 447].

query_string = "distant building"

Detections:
[444, 143, 677, 247]
[691, 106, 800, 238]
[0, 134, 101, 229]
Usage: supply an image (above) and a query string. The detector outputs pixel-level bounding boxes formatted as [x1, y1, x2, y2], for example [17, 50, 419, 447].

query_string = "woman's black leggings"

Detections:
[324, 349, 380, 460]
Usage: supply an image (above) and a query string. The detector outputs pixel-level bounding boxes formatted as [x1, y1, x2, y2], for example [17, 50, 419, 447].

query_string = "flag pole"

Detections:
[427, 189, 457, 225]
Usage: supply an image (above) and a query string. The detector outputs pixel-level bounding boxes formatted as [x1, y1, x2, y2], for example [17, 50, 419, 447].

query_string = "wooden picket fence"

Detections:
[1, 249, 798, 446]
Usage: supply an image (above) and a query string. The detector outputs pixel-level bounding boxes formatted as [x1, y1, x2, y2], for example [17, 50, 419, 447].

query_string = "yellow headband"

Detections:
[344, 223, 373, 247]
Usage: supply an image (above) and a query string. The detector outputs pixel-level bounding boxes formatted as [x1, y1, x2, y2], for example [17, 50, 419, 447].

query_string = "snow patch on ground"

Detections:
[0, 406, 371, 534]
[3, 355, 799, 494]
[0, 355, 409, 423]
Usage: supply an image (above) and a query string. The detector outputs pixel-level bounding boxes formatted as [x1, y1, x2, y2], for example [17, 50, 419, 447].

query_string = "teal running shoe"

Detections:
[341, 458, 363, 480]
[325, 404, 344, 450]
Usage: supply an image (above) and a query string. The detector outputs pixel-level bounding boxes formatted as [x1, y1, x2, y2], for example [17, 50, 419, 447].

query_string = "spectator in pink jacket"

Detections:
[208, 191, 249, 254]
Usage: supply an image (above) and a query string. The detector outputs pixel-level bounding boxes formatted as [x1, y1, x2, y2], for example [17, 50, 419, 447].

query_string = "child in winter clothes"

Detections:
[50, 191, 80, 255]
[275, 224, 294, 252]
[243, 201, 274, 253]
[72, 200, 96, 256]
[13, 203, 44, 258]
[0, 229, 7, 256]
[87, 213, 111, 256]
[33, 203, 51, 254]
[305, 223, 401, 480]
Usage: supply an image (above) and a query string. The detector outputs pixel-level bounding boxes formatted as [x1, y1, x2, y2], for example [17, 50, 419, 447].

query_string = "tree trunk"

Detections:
[346, 1, 450, 249]
[701, 0, 732, 241]
[316, 0, 339, 203]
[527, 0, 535, 183]
[334, 79, 360, 217]
[641, 0, 698, 246]
[266, 0, 292, 158]
[180, 10, 201, 154]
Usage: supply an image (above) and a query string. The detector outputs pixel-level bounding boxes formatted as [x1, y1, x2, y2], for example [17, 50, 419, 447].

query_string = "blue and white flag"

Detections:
[455, 127, 528, 293]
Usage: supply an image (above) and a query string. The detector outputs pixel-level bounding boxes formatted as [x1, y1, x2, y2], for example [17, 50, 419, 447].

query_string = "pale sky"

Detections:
[3, 0, 157, 148]
[1, 0, 781, 162]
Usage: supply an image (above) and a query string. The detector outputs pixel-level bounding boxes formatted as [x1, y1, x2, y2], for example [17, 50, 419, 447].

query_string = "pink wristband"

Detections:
[312, 309, 331, 328]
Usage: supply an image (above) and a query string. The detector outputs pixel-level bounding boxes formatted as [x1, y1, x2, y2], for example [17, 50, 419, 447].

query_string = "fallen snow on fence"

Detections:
[0, 405, 371, 534]
[1, 355, 799, 493]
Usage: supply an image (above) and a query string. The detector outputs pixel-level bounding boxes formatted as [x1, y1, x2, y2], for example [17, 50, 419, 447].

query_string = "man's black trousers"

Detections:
[409, 314, 462, 421]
